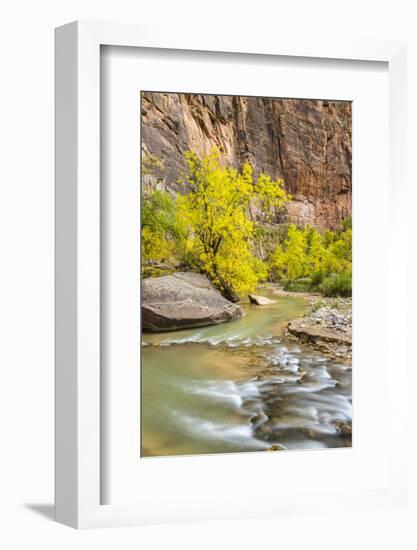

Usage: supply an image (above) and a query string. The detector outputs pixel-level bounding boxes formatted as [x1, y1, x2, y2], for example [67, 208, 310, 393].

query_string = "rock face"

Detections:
[287, 319, 352, 346]
[142, 272, 243, 332]
[248, 294, 276, 306]
[141, 92, 352, 230]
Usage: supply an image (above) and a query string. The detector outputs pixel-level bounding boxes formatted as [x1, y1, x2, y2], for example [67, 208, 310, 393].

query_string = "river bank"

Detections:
[285, 296, 352, 365]
[254, 283, 352, 364]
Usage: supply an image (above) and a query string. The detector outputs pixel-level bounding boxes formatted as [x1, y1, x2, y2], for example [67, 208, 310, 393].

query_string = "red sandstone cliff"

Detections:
[141, 92, 352, 230]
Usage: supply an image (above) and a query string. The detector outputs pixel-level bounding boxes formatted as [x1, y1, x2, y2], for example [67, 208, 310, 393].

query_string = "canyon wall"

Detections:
[141, 92, 352, 231]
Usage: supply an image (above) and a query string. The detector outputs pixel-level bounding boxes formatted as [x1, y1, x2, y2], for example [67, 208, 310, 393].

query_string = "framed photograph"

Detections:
[55, 21, 408, 528]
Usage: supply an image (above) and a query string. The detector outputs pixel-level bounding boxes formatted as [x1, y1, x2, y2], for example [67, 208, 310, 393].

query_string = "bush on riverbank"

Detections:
[282, 277, 314, 292]
[280, 271, 352, 297]
[320, 272, 352, 297]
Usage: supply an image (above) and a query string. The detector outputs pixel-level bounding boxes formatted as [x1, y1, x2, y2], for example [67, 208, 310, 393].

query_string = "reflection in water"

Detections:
[141, 294, 352, 457]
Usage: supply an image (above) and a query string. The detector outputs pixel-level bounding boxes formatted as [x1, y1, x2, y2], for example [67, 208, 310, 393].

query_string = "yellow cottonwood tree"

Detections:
[271, 225, 303, 281]
[177, 149, 290, 295]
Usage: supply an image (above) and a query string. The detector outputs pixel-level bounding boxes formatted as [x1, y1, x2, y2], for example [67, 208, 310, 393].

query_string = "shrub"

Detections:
[320, 272, 352, 297]
[310, 270, 324, 287]
[283, 277, 313, 292]
[310, 299, 327, 312]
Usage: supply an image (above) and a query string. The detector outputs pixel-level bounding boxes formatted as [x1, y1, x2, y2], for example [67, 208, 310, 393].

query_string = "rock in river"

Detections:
[248, 294, 276, 306]
[142, 272, 243, 332]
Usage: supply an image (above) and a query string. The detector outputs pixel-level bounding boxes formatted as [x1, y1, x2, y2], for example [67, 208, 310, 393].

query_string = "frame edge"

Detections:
[55, 21, 79, 529]
[54, 19, 408, 529]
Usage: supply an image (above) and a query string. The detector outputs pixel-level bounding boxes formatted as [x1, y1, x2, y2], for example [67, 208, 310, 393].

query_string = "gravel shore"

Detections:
[286, 297, 352, 364]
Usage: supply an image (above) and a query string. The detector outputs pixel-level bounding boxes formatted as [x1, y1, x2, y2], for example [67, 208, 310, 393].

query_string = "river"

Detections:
[141, 290, 352, 457]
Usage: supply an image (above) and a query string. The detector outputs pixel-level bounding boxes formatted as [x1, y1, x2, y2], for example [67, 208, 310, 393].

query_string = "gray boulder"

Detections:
[248, 294, 276, 306]
[142, 272, 243, 332]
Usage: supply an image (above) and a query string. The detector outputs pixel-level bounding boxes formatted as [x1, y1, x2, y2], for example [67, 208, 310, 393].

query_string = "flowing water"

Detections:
[141, 291, 352, 457]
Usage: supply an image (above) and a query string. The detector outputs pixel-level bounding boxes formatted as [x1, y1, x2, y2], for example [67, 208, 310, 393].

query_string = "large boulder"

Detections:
[142, 272, 243, 332]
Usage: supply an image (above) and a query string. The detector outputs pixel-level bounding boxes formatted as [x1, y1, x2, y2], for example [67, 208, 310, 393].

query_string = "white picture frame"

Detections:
[55, 20, 407, 529]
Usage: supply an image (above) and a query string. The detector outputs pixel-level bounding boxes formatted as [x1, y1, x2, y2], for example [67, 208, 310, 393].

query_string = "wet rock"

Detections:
[297, 367, 308, 380]
[142, 272, 243, 332]
[248, 294, 276, 306]
[267, 444, 286, 452]
[250, 412, 268, 428]
[335, 421, 352, 435]
[287, 319, 351, 346]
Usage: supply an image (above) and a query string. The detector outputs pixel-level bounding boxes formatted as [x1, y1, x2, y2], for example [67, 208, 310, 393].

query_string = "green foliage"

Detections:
[310, 299, 327, 312]
[342, 215, 352, 230]
[282, 278, 314, 292]
[270, 221, 352, 297]
[321, 272, 352, 297]
[141, 190, 184, 265]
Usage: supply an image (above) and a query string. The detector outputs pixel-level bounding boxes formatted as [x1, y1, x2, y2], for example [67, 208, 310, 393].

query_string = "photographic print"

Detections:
[141, 92, 352, 457]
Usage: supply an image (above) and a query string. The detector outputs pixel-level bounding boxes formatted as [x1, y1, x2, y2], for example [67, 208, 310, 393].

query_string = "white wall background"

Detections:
[0, 0, 416, 548]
